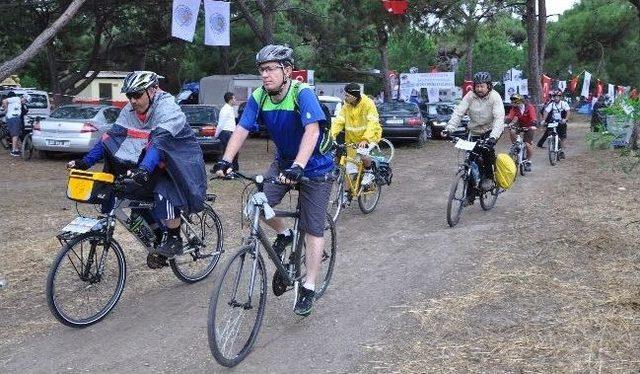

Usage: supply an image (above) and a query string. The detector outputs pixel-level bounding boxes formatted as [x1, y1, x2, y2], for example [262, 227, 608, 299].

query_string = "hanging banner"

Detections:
[608, 84, 615, 98]
[504, 80, 518, 103]
[503, 68, 523, 82]
[398, 72, 455, 102]
[171, 0, 201, 42]
[631, 88, 639, 99]
[557, 80, 567, 92]
[581, 71, 592, 98]
[204, 0, 230, 46]
[595, 79, 604, 97]
[568, 76, 578, 93]
[541, 74, 552, 102]
[427, 86, 440, 103]
[518, 79, 529, 96]
[616, 85, 625, 97]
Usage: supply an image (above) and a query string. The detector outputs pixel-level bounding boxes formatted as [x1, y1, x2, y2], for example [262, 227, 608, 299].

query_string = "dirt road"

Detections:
[2, 119, 636, 372]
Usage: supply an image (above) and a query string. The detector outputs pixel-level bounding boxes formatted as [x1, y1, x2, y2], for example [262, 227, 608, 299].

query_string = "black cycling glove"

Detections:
[485, 137, 497, 148]
[282, 164, 304, 183]
[129, 168, 150, 185]
[72, 159, 89, 170]
[211, 159, 233, 176]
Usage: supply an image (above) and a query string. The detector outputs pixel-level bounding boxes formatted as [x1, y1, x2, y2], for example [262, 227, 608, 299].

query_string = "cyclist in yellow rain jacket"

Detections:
[330, 83, 382, 187]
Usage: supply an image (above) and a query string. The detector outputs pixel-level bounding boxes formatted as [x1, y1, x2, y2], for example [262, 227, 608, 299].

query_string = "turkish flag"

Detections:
[462, 80, 474, 96]
[541, 74, 552, 102]
[631, 88, 639, 99]
[291, 70, 308, 83]
[568, 76, 578, 93]
[595, 80, 604, 97]
[616, 85, 625, 96]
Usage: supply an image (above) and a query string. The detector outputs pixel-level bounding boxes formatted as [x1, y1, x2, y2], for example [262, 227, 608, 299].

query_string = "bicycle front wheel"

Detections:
[447, 171, 468, 227]
[0, 125, 9, 150]
[358, 180, 382, 214]
[327, 170, 345, 223]
[45, 232, 126, 328]
[170, 206, 224, 283]
[208, 245, 267, 368]
[548, 135, 558, 166]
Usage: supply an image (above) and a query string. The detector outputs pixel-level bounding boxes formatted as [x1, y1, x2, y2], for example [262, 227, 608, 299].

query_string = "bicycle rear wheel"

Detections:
[170, 205, 224, 283]
[0, 125, 9, 150]
[548, 135, 558, 166]
[45, 232, 126, 327]
[480, 186, 500, 211]
[299, 213, 337, 300]
[358, 179, 382, 214]
[447, 171, 468, 227]
[327, 170, 345, 223]
[208, 245, 267, 367]
[21, 133, 33, 161]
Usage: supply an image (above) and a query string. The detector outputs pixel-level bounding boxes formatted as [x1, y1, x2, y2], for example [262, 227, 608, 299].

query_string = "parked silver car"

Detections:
[32, 104, 121, 156]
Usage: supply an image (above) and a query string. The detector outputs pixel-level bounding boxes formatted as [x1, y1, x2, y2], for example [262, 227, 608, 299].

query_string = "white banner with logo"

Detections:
[608, 84, 615, 98]
[171, 0, 201, 42]
[204, 0, 230, 46]
[518, 79, 529, 96]
[398, 72, 455, 102]
[581, 71, 592, 98]
[504, 80, 518, 102]
[558, 80, 567, 92]
[427, 86, 440, 103]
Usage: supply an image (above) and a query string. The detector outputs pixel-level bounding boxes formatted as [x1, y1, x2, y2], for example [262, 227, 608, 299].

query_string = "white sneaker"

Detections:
[361, 172, 375, 186]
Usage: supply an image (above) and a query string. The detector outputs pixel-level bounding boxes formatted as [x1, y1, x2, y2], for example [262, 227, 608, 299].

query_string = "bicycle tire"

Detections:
[327, 170, 345, 223]
[0, 128, 9, 150]
[358, 180, 382, 214]
[208, 245, 267, 367]
[45, 232, 126, 328]
[548, 135, 557, 166]
[479, 186, 500, 211]
[299, 213, 337, 300]
[21, 133, 33, 161]
[446, 171, 467, 227]
[170, 206, 224, 283]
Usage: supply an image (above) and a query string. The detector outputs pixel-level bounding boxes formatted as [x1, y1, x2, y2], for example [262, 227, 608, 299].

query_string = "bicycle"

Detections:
[20, 116, 44, 160]
[45, 170, 224, 327]
[508, 126, 530, 177]
[327, 140, 394, 222]
[546, 121, 564, 166]
[446, 136, 502, 227]
[207, 172, 336, 367]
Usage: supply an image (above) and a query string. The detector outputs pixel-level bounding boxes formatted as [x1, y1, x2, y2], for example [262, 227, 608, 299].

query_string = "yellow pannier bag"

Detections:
[494, 153, 516, 189]
[67, 169, 115, 204]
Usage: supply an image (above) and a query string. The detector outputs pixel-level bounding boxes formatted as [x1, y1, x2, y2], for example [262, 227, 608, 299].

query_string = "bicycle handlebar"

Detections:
[211, 171, 310, 185]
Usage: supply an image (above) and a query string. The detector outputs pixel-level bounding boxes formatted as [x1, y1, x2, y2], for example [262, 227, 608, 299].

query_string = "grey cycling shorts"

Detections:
[263, 161, 332, 237]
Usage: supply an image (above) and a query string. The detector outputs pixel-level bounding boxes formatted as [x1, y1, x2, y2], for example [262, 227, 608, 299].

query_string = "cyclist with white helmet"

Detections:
[67, 71, 207, 268]
[213, 44, 333, 316]
[443, 72, 505, 201]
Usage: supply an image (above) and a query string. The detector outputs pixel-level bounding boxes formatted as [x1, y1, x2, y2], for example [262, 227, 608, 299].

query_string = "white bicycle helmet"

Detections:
[121, 71, 159, 94]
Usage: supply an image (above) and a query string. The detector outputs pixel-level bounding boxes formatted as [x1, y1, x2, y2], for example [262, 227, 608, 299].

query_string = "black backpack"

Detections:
[256, 81, 332, 153]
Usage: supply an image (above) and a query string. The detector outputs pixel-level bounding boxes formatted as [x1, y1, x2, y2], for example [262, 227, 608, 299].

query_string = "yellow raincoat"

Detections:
[330, 95, 382, 145]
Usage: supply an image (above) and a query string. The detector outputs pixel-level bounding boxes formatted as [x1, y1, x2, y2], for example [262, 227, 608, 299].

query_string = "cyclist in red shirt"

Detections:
[506, 94, 537, 171]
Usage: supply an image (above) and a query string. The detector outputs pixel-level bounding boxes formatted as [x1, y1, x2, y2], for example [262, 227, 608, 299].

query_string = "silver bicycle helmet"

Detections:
[255, 44, 294, 67]
[121, 71, 159, 94]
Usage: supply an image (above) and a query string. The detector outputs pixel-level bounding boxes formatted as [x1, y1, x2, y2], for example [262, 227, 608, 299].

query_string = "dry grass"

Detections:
[362, 149, 640, 373]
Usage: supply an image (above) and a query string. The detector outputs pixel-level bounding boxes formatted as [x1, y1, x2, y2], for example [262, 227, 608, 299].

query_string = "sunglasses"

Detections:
[126, 91, 145, 100]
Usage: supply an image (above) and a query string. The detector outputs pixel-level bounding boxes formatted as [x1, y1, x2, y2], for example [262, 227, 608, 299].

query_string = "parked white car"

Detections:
[32, 104, 121, 156]
[318, 95, 343, 118]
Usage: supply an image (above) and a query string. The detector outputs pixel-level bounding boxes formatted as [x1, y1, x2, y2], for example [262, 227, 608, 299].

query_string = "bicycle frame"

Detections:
[338, 152, 365, 197]
[547, 123, 560, 152]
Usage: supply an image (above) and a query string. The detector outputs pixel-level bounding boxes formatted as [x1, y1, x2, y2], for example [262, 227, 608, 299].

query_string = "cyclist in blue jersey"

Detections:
[212, 44, 334, 316]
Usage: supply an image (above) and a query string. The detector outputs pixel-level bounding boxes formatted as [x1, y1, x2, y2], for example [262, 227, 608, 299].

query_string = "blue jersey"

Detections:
[239, 82, 334, 177]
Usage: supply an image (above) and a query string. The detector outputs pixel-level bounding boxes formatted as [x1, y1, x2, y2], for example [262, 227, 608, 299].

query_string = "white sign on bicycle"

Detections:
[454, 139, 476, 151]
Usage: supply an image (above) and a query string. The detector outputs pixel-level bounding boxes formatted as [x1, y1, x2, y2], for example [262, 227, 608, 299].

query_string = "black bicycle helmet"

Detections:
[510, 93, 524, 103]
[473, 71, 492, 84]
[255, 44, 294, 67]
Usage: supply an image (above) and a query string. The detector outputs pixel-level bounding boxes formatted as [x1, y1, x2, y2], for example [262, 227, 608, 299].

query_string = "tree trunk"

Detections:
[538, 0, 547, 73]
[0, 0, 87, 82]
[376, 25, 392, 102]
[525, 0, 541, 106]
[46, 45, 63, 107]
[220, 47, 231, 74]
[465, 37, 475, 80]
